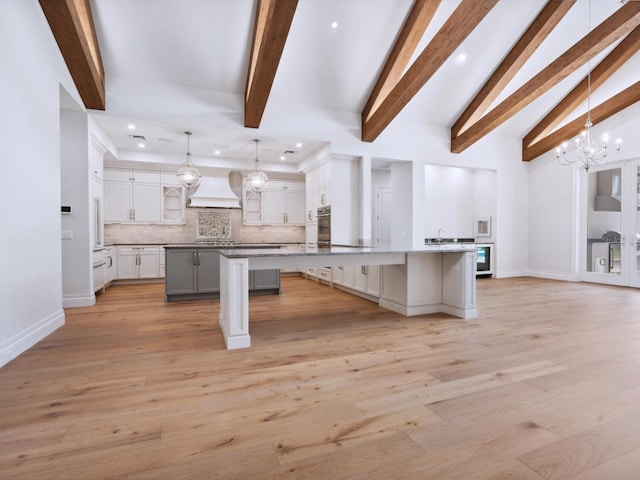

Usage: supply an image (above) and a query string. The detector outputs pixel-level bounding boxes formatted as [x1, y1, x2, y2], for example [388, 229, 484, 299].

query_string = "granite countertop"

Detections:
[217, 243, 476, 258]
[107, 242, 297, 248]
[163, 243, 289, 249]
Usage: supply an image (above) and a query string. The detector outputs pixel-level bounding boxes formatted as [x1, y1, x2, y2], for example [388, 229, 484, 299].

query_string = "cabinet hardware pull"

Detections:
[193, 252, 198, 266]
[198, 252, 201, 266]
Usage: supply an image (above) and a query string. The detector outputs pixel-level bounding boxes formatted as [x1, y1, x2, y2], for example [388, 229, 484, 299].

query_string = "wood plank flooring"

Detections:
[1, 276, 640, 479]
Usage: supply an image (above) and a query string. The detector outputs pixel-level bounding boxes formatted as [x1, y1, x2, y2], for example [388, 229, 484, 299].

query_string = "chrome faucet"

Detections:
[437, 228, 444, 242]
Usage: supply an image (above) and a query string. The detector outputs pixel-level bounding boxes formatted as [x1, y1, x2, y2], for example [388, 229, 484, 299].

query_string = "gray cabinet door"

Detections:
[197, 249, 220, 293]
[165, 249, 197, 295]
[251, 269, 280, 290]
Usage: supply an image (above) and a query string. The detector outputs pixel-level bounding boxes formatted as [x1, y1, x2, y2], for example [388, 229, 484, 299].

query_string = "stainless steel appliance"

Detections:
[317, 206, 331, 247]
[476, 243, 493, 277]
[592, 241, 621, 274]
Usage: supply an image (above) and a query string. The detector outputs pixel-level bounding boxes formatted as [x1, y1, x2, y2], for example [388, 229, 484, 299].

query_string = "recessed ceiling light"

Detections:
[280, 156, 286, 161]
[330, 21, 338, 29]
[455, 52, 467, 64]
[214, 150, 221, 155]
[138, 143, 145, 148]
[127, 124, 136, 130]
[296, 142, 303, 148]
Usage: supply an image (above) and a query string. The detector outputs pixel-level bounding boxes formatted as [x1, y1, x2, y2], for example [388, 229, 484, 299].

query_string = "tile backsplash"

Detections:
[105, 208, 305, 245]
[196, 211, 231, 241]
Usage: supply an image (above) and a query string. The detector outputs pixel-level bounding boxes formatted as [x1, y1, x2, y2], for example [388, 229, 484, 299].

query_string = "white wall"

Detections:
[61, 107, 94, 306]
[424, 165, 475, 239]
[0, 1, 84, 367]
[528, 155, 576, 280]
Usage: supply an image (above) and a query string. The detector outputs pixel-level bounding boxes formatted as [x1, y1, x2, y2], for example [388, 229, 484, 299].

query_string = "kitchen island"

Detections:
[217, 244, 477, 349]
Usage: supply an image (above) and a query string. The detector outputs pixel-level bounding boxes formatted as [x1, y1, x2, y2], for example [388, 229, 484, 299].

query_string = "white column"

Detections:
[390, 162, 413, 248]
[218, 255, 251, 349]
[359, 155, 372, 245]
[441, 251, 478, 318]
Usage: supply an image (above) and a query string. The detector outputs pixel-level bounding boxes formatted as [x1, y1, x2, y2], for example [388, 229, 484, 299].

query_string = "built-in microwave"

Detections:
[317, 206, 331, 247]
[476, 243, 493, 277]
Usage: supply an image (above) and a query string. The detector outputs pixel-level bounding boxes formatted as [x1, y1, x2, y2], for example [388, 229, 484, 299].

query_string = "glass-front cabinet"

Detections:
[583, 161, 640, 288]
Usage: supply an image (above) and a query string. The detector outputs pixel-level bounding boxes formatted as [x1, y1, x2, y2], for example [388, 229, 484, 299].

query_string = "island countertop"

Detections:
[217, 243, 477, 258]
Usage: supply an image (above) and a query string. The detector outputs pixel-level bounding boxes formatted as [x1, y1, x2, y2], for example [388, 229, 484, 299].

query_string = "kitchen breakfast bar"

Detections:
[217, 244, 478, 349]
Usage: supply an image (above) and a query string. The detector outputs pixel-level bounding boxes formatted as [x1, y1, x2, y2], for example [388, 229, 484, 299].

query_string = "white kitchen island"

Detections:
[217, 244, 477, 349]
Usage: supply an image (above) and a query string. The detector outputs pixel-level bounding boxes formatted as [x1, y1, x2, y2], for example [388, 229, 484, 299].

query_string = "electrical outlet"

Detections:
[62, 231, 73, 240]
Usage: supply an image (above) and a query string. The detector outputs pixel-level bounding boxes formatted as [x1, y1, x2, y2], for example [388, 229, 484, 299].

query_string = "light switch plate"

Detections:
[62, 231, 73, 240]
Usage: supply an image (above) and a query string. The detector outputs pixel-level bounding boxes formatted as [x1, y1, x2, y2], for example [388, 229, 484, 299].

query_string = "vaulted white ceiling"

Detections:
[75, 0, 639, 171]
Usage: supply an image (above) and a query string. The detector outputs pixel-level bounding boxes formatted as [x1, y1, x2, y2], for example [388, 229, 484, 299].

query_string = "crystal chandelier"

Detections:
[247, 139, 269, 193]
[177, 131, 201, 190]
[556, 0, 621, 172]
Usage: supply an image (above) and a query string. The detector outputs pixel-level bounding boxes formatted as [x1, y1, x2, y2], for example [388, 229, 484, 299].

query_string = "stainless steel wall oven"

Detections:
[317, 206, 331, 247]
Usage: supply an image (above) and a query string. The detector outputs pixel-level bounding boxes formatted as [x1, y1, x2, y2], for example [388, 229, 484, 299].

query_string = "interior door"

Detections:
[630, 164, 640, 288]
[583, 161, 640, 287]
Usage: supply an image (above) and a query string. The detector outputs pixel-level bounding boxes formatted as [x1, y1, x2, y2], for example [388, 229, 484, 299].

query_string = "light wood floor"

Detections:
[2, 276, 640, 479]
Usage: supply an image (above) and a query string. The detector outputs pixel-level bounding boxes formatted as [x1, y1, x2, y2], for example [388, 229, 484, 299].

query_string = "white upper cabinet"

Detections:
[161, 186, 186, 224]
[160, 171, 186, 224]
[90, 141, 105, 179]
[104, 169, 161, 223]
[243, 177, 305, 226]
[305, 169, 319, 223]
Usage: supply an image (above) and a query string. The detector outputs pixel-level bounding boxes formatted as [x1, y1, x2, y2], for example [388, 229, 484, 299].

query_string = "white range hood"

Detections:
[188, 175, 241, 208]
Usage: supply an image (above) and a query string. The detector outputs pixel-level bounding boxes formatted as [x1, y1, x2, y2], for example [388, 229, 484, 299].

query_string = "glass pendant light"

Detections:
[556, 0, 621, 171]
[177, 131, 201, 191]
[247, 139, 269, 193]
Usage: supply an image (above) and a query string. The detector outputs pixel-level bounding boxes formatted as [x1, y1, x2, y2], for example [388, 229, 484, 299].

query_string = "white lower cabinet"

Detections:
[93, 249, 105, 292]
[117, 246, 161, 279]
[159, 247, 166, 277]
[364, 265, 381, 297]
[329, 265, 379, 297]
[105, 247, 116, 284]
[317, 267, 331, 283]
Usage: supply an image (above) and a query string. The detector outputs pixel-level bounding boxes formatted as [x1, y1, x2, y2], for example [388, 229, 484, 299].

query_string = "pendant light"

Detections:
[177, 131, 201, 190]
[556, 0, 621, 171]
[247, 139, 269, 193]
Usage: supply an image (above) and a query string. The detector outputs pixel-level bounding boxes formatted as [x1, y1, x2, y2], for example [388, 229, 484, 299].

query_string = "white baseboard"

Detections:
[527, 269, 577, 282]
[493, 268, 530, 279]
[63, 293, 96, 308]
[0, 309, 65, 368]
[494, 269, 577, 282]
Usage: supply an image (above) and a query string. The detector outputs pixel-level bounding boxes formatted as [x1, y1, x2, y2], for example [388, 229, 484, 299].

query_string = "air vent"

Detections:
[284, 150, 296, 154]
[128, 134, 146, 140]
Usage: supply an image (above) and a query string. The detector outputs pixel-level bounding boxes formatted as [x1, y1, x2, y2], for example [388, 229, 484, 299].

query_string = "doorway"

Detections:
[582, 160, 640, 288]
[375, 186, 392, 245]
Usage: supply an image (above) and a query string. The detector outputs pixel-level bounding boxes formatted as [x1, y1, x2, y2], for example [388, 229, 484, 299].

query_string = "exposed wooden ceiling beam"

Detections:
[523, 80, 640, 162]
[451, 0, 575, 138]
[362, 0, 498, 143]
[524, 25, 640, 149]
[245, 0, 298, 128]
[362, 0, 441, 124]
[451, 1, 640, 154]
[39, 0, 105, 110]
